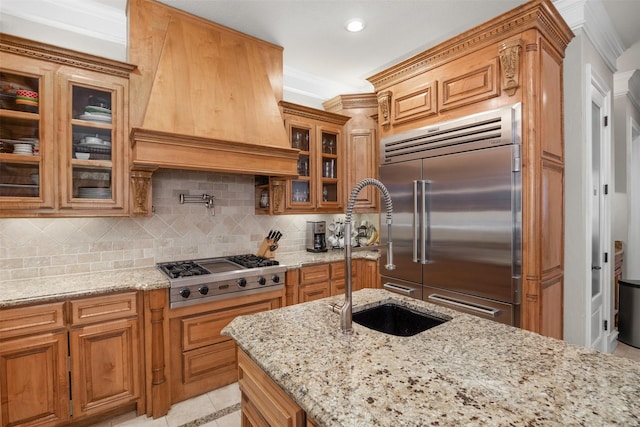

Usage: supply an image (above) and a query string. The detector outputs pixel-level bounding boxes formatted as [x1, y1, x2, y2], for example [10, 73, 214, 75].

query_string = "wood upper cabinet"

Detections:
[0, 34, 135, 217]
[323, 94, 379, 213]
[272, 102, 350, 214]
[367, 0, 573, 338]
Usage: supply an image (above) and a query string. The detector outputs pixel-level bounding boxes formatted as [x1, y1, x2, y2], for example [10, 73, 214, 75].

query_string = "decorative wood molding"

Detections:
[377, 90, 393, 127]
[322, 93, 378, 112]
[130, 128, 299, 177]
[130, 167, 156, 217]
[279, 101, 350, 126]
[367, 0, 573, 91]
[499, 39, 523, 96]
[0, 33, 135, 78]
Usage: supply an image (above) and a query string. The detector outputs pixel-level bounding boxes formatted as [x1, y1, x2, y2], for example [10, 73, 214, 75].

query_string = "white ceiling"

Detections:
[156, 0, 640, 102]
[2, 0, 637, 106]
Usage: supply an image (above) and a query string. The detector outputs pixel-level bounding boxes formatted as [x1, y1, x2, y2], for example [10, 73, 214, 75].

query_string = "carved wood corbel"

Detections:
[498, 40, 523, 96]
[270, 179, 285, 214]
[130, 166, 157, 216]
[377, 90, 393, 127]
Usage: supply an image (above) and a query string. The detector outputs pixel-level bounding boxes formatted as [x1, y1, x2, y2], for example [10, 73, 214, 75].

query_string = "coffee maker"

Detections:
[306, 221, 328, 253]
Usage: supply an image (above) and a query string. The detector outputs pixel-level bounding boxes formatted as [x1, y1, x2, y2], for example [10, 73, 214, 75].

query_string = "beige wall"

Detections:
[1, 170, 377, 281]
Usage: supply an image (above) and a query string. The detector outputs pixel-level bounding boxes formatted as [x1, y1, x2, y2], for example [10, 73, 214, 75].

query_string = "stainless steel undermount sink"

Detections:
[352, 303, 448, 337]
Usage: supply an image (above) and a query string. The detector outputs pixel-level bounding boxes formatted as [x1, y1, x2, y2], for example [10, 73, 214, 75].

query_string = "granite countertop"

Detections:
[0, 267, 169, 308]
[223, 288, 640, 426]
[0, 250, 378, 308]
[276, 248, 379, 269]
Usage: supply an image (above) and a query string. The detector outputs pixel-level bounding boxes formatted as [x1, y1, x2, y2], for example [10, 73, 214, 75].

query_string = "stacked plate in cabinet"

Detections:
[0, 139, 36, 155]
[78, 105, 111, 123]
[77, 187, 112, 199]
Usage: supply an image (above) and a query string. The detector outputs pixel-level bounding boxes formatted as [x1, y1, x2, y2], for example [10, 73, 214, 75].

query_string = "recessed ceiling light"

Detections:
[345, 18, 366, 33]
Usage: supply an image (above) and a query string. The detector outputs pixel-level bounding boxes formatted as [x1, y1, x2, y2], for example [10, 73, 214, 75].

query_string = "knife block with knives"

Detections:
[257, 230, 282, 258]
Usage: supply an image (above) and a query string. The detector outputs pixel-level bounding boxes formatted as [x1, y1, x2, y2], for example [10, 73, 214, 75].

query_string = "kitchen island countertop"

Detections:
[222, 288, 640, 426]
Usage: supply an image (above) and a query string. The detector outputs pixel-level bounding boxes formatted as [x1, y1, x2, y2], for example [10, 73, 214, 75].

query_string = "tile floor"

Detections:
[97, 342, 640, 427]
[97, 383, 241, 427]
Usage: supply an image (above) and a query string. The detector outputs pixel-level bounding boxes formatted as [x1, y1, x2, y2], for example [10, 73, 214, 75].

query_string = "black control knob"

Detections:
[258, 276, 267, 286]
[179, 288, 191, 298]
[198, 286, 209, 295]
[271, 274, 280, 283]
[237, 278, 247, 287]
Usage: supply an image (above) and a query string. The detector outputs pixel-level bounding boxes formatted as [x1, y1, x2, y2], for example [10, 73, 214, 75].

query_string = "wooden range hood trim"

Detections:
[130, 128, 299, 177]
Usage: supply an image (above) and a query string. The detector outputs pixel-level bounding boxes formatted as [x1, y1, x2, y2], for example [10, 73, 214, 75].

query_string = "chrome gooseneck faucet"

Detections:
[341, 178, 395, 334]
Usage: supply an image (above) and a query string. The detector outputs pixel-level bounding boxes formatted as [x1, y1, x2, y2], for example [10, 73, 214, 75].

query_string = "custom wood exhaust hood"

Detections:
[128, 0, 297, 214]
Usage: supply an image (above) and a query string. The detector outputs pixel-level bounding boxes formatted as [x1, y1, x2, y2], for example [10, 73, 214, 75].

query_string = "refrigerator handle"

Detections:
[412, 180, 419, 262]
[421, 180, 430, 264]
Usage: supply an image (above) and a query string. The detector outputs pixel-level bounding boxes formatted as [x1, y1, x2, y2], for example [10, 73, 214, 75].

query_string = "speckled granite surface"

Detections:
[0, 250, 378, 308]
[276, 249, 379, 269]
[0, 267, 169, 308]
[223, 288, 640, 427]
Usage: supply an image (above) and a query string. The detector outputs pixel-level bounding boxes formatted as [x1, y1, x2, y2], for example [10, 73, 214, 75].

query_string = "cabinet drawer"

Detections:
[182, 339, 236, 384]
[69, 292, 138, 325]
[299, 264, 330, 285]
[329, 261, 357, 280]
[181, 300, 278, 351]
[0, 302, 65, 340]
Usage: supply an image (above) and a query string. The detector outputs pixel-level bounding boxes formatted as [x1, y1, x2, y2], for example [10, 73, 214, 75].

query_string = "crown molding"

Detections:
[0, 0, 126, 46]
[614, 70, 640, 112]
[553, 0, 625, 72]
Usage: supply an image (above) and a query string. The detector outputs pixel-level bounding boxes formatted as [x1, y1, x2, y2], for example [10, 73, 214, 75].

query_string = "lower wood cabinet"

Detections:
[169, 290, 285, 404]
[69, 318, 140, 418]
[298, 263, 331, 303]
[0, 330, 70, 427]
[0, 293, 143, 427]
[297, 259, 378, 305]
[237, 348, 305, 427]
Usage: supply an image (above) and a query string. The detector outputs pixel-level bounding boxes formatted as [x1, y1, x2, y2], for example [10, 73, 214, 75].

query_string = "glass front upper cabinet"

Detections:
[290, 125, 313, 207]
[319, 129, 339, 205]
[0, 67, 54, 209]
[59, 73, 126, 212]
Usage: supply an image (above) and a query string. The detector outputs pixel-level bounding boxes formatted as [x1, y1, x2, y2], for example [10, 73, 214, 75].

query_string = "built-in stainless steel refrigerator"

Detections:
[379, 103, 522, 325]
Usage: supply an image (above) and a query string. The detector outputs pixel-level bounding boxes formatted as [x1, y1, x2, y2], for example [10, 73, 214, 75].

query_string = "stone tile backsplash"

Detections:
[1, 170, 378, 280]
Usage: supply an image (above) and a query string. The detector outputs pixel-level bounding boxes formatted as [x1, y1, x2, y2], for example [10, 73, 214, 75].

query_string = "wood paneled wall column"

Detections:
[144, 289, 170, 418]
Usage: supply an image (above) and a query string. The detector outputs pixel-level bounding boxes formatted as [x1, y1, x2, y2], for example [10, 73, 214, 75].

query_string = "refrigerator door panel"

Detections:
[422, 285, 514, 325]
[422, 145, 518, 303]
[379, 160, 422, 285]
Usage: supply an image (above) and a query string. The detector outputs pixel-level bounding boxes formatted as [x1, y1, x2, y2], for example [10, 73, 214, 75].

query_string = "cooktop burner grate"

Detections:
[159, 261, 211, 279]
[227, 254, 280, 268]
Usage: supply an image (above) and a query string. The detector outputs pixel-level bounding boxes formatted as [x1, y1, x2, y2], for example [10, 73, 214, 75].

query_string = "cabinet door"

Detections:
[345, 129, 378, 211]
[285, 119, 314, 209]
[316, 124, 342, 210]
[0, 332, 70, 427]
[360, 259, 380, 289]
[69, 318, 140, 418]
[57, 68, 128, 213]
[0, 53, 55, 211]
